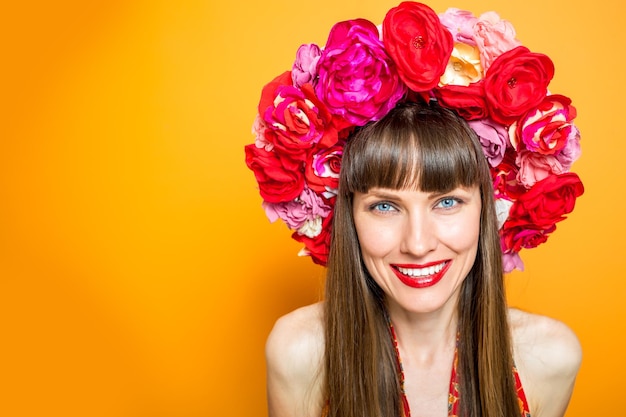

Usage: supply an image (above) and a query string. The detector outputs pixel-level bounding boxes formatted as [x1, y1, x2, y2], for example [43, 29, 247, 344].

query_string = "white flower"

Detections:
[495, 198, 514, 229]
[297, 216, 323, 238]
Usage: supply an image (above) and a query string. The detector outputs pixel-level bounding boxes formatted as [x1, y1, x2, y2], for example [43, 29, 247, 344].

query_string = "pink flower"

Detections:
[516, 150, 564, 188]
[439, 8, 478, 45]
[316, 19, 406, 126]
[469, 118, 509, 167]
[292, 43, 322, 88]
[473, 11, 521, 71]
[262, 186, 332, 230]
[555, 125, 582, 171]
[251, 115, 273, 151]
[510, 94, 577, 155]
[502, 252, 524, 273]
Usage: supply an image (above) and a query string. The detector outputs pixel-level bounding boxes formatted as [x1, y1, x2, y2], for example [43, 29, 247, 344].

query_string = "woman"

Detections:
[265, 102, 581, 417]
[245, 2, 584, 416]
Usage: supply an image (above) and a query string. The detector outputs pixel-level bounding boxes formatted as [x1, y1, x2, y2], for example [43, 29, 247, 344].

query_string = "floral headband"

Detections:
[245, 1, 584, 272]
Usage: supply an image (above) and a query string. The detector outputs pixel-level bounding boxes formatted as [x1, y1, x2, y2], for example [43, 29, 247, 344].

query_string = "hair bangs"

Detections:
[341, 103, 483, 195]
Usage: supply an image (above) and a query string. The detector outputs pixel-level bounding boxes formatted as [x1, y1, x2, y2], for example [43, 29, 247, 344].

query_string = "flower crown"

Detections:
[245, 1, 584, 272]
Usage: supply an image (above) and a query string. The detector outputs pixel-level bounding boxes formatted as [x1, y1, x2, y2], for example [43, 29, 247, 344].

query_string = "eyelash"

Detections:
[435, 197, 463, 209]
[369, 201, 396, 213]
[367, 196, 465, 214]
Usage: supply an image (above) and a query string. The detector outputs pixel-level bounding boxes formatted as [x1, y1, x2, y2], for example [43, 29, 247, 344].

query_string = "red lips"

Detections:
[391, 261, 451, 288]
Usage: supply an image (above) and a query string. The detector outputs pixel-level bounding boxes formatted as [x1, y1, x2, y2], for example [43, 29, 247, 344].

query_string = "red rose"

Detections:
[258, 71, 339, 155]
[292, 212, 333, 266]
[382, 1, 453, 92]
[507, 172, 584, 229]
[491, 149, 526, 200]
[433, 82, 488, 120]
[305, 141, 344, 197]
[511, 94, 577, 155]
[244, 144, 305, 204]
[501, 223, 555, 252]
[484, 46, 555, 125]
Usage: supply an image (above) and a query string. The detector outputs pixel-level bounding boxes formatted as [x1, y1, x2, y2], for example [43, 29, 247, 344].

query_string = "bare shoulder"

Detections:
[508, 308, 582, 417]
[265, 302, 325, 417]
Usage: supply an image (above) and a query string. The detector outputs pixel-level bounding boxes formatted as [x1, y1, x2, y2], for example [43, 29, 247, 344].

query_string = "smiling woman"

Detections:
[249, 3, 585, 415]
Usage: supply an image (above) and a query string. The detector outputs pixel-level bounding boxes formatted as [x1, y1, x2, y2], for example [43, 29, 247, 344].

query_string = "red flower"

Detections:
[484, 46, 554, 125]
[511, 94, 577, 155]
[305, 141, 344, 197]
[501, 223, 555, 252]
[382, 1, 453, 92]
[244, 144, 305, 204]
[507, 172, 584, 230]
[258, 71, 339, 156]
[433, 82, 488, 120]
[491, 149, 526, 200]
[292, 212, 333, 266]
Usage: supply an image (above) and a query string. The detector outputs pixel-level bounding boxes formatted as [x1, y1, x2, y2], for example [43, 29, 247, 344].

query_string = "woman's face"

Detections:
[352, 185, 481, 316]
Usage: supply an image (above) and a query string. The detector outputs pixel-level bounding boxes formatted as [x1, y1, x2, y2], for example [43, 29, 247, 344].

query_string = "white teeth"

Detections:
[397, 262, 447, 277]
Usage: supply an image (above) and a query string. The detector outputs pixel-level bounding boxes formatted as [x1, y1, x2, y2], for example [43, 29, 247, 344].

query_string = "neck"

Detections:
[386, 300, 459, 362]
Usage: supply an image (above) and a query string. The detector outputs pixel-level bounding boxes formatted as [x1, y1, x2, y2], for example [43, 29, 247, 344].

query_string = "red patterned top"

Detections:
[390, 323, 531, 417]
[321, 326, 531, 417]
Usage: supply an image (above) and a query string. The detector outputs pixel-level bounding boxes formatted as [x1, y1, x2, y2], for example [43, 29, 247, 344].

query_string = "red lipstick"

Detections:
[391, 261, 451, 289]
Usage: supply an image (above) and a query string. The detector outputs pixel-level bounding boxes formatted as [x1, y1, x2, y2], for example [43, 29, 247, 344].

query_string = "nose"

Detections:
[399, 211, 437, 257]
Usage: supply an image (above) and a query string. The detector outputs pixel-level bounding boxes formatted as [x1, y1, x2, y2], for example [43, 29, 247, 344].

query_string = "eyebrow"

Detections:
[363, 188, 467, 201]
[365, 189, 441, 198]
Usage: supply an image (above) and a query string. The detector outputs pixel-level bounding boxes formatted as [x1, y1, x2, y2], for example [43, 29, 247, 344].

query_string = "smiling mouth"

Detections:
[391, 261, 451, 288]
[395, 262, 448, 277]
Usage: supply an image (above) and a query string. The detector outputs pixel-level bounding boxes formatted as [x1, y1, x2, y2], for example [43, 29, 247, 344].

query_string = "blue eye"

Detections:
[372, 202, 395, 212]
[437, 198, 459, 209]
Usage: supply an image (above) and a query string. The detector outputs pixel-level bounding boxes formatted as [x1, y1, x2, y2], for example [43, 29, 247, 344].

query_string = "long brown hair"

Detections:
[323, 101, 520, 416]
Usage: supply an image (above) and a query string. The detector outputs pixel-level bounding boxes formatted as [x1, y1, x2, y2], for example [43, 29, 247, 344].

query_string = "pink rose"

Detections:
[516, 150, 564, 188]
[555, 125, 582, 171]
[502, 251, 524, 273]
[251, 114, 272, 151]
[510, 95, 577, 155]
[292, 43, 322, 88]
[259, 72, 338, 156]
[469, 118, 509, 167]
[473, 11, 521, 71]
[305, 141, 344, 198]
[316, 18, 406, 125]
[382, 1, 453, 91]
[484, 46, 555, 125]
[262, 186, 331, 230]
[439, 8, 478, 45]
[244, 144, 305, 204]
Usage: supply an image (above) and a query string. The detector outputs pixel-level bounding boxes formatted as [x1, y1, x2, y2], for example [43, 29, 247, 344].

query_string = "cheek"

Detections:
[354, 219, 398, 259]
[438, 212, 481, 253]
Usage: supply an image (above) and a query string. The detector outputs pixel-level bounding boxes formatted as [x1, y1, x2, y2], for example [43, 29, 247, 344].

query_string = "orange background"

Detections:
[0, 0, 622, 416]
